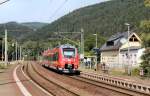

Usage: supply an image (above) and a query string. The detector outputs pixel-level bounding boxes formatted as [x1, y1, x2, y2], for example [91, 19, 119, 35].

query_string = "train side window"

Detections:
[53, 54, 55, 61]
[50, 55, 53, 61]
[48, 56, 51, 61]
[53, 52, 58, 61]
[55, 52, 58, 60]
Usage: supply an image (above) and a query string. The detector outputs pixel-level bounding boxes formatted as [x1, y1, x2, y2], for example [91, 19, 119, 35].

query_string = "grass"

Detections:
[108, 67, 142, 76]
[109, 69, 127, 76]
[0, 63, 7, 69]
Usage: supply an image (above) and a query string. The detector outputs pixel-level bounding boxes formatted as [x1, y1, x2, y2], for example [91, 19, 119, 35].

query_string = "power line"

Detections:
[49, 0, 53, 3]
[49, 0, 53, 6]
[49, 0, 68, 20]
[0, 0, 10, 5]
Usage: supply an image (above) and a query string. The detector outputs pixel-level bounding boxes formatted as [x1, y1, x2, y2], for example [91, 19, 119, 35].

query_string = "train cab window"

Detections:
[63, 48, 75, 58]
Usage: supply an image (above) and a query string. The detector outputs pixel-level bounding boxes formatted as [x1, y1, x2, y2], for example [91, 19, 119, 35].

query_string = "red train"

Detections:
[42, 44, 80, 74]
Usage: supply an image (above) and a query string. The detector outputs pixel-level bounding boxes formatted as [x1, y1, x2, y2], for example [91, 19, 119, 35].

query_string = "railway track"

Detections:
[78, 72, 150, 96]
[69, 75, 148, 96]
[24, 62, 128, 96]
[41, 64, 149, 96]
[23, 62, 80, 96]
[23, 61, 149, 96]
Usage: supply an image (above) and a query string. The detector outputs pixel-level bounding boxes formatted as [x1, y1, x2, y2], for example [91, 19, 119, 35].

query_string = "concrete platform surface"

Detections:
[0, 64, 23, 96]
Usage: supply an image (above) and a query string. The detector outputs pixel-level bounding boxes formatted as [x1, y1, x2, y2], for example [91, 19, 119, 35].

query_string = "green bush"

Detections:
[0, 64, 5, 69]
[132, 68, 140, 76]
[0, 63, 6, 69]
[140, 48, 150, 77]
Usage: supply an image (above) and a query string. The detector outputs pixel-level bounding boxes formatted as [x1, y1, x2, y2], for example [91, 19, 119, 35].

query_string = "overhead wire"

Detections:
[49, 0, 68, 20]
[48, 0, 69, 44]
[49, 0, 53, 6]
[0, 0, 10, 5]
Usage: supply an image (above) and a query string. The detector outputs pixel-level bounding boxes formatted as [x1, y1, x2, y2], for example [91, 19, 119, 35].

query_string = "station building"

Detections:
[100, 32, 145, 68]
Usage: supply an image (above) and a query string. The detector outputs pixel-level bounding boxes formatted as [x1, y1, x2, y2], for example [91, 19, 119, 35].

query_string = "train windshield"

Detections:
[63, 48, 75, 58]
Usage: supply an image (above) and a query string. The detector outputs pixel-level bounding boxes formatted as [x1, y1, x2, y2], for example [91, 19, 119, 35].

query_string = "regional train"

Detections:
[41, 44, 80, 74]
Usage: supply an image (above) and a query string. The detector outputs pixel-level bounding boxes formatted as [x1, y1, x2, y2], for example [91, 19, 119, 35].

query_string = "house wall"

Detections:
[119, 50, 139, 67]
[119, 48, 145, 68]
[101, 51, 122, 68]
[101, 48, 144, 68]
[119, 39, 143, 67]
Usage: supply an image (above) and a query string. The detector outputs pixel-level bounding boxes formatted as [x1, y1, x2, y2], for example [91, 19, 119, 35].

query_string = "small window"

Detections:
[134, 38, 138, 42]
[106, 41, 114, 46]
[129, 38, 134, 42]
[135, 61, 137, 64]
[134, 54, 137, 57]
[53, 52, 58, 61]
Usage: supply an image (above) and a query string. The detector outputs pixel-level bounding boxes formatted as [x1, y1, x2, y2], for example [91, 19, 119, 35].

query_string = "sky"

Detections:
[0, 0, 109, 23]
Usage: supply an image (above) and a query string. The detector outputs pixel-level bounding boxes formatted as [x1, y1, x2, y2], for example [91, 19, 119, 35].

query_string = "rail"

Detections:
[26, 62, 80, 96]
[80, 72, 150, 95]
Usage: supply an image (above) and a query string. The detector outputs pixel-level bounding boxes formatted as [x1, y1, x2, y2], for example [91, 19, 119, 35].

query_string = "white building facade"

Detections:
[100, 32, 144, 68]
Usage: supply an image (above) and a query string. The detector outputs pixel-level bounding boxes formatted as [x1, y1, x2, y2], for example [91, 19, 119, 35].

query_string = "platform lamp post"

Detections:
[2, 38, 4, 62]
[125, 23, 131, 76]
[80, 28, 84, 67]
[4, 28, 8, 67]
[15, 41, 18, 61]
[93, 33, 98, 71]
[81, 28, 84, 57]
[20, 46, 22, 61]
[93, 33, 97, 48]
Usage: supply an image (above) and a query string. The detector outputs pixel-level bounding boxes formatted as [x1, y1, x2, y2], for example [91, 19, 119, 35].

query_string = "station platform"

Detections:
[0, 64, 23, 96]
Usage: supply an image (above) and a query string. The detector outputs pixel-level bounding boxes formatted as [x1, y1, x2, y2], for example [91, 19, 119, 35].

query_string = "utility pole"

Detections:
[96, 34, 97, 48]
[4, 29, 8, 67]
[81, 28, 84, 58]
[125, 23, 131, 75]
[20, 46, 22, 61]
[127, 24, 131, 76]
[15, 42, 18, 61]
[93, 33, 98, 70]
[93, 34, 97, 48]
[2, 38, 4, 61]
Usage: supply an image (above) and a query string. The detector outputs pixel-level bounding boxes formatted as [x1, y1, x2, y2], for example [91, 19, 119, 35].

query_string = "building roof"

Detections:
[100, 31, 133, 51]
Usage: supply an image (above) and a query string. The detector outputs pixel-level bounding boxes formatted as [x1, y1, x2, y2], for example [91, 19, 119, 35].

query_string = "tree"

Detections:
[144, 0, 150, 7]
[141, 48, 150, 76]
[140, 20, 150, 33]
[140, 1, 150, 76]
[140, 20, 150, 47]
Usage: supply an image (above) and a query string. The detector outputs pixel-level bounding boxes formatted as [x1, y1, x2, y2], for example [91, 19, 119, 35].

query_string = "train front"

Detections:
[59, 45, 79, 74]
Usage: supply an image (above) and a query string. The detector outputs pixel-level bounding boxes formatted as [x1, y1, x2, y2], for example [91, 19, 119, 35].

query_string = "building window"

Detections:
[134, 54, 137, 57]
[106, 41, 114, 46]
[129, 34, 138, 42]
[134, 38, 138, 42]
